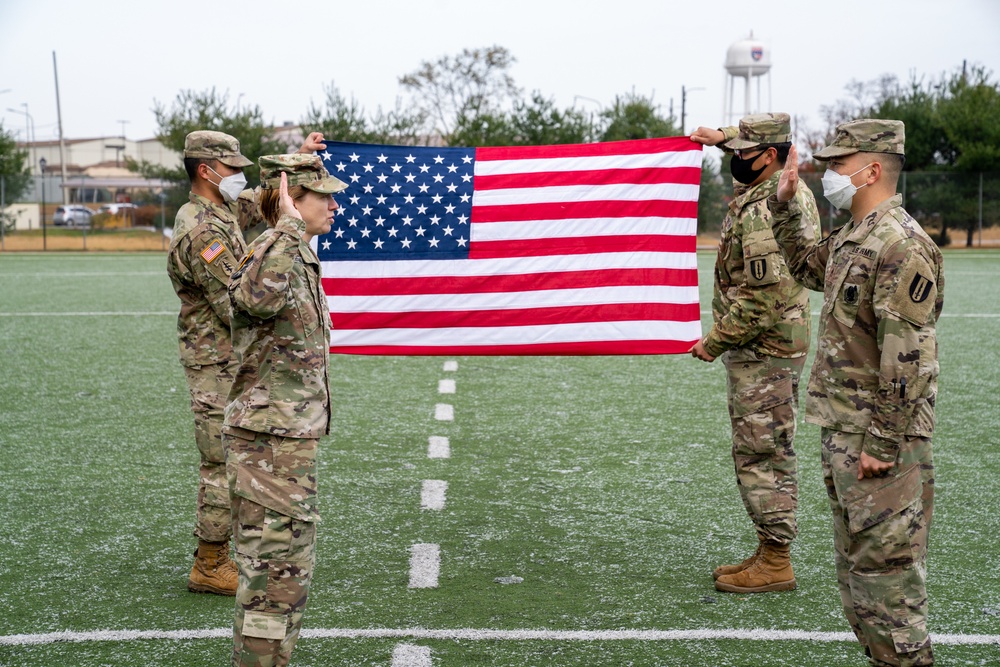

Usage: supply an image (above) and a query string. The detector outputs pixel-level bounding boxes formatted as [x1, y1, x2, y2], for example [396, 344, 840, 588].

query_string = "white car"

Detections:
[52, 205, 94, 226]
[97, 203, 138, 216]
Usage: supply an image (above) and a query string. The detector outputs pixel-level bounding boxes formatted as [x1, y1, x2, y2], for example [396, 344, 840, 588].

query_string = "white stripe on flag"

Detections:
[472, 182, 700, 206]
[472, 217, 696, 241]
[331, 320, 702, 348]
[329, 285, 699, 313]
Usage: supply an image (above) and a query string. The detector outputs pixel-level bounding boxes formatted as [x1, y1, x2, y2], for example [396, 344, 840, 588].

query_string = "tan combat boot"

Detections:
[714, 541, 796, 593]
[712, 535, 765, 581]
[187, 539, 238, 596]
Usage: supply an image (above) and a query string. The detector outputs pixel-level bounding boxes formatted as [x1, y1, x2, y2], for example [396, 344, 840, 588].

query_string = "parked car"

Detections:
[52, 205, 94, 227]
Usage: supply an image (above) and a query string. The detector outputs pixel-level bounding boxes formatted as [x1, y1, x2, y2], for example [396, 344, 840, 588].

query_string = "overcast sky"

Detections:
[1, 0, 998, 146]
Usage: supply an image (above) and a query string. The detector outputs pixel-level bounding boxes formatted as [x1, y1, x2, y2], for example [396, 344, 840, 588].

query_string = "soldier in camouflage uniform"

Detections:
[689, 113, 821, 593]
[168, 131, 328, 596]
[167, 131, 257, 595]
[767, 120, 943, 666]
[224, 154, 346, 667]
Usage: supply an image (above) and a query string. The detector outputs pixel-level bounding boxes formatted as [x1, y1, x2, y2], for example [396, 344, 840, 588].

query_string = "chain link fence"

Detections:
[1, 174, 183, 251]
[3, 171, 1000, 250]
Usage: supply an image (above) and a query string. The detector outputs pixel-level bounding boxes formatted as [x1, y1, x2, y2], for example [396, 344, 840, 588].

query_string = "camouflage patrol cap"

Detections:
[183, 131, 253, 168]
[723, 113, 792, 150]
[259, 154, 348, 194]
[813, 119, 905, 160]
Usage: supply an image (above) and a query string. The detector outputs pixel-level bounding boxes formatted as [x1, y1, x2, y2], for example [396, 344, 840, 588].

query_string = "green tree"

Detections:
[599, 93, 678, 142]
[0, 121, 32, 207]
[449, 92, 594, 147]
[824, 63, 1000, 246]
[400, 45, 521, 141]
[132, 88, 286, 189]
[302, 82, 426, 146]
[697, 156, 730, 235]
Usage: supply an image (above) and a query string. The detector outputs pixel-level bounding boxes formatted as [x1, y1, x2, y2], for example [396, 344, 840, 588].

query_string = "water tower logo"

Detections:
[751, 46, 763, 61]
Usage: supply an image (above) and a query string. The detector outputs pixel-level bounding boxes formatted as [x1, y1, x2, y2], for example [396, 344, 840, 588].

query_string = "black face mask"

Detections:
[729, 150, 767, 185]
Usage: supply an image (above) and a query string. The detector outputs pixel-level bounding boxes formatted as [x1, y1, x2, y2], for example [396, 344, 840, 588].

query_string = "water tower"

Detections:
[722, 32, 772, 125]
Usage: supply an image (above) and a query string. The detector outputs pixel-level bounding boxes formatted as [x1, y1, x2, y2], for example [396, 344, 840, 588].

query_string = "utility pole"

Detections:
[53, 51, 69, 205]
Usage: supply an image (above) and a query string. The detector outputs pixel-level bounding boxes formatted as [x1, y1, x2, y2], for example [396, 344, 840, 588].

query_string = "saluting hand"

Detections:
[776, 144, 800, 202]
[278, 172, 302, 221]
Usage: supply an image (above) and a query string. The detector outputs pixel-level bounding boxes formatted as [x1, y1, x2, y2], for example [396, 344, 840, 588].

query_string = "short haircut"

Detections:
[861, 152, 905, 187]
[259, 185, 310, 226]
[183, 157, 217, 183]
[761, 142, 791, 166]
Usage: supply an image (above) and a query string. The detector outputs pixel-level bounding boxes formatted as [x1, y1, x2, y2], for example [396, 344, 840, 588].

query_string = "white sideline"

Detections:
[0, 311, 175, 317]
[3, 627, 998, 646]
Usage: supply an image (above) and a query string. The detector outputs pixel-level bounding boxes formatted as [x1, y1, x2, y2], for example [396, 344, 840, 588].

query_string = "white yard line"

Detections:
[421, 480, 448, 511]
[434, 404, 454, 421]
[408, 544, 441, 589]
[3, 627, 997, 646]
[392, 643, 432, 667]
[0, 272, 163, 278]
[0, 311, 175, 317]
[427, 436, 450, 459]
[443, 361, 458, 372]
[438, 379, 456, 394]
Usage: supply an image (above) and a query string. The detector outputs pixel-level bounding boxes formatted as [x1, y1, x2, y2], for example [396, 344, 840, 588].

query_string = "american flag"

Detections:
[316, 138, 703, 355]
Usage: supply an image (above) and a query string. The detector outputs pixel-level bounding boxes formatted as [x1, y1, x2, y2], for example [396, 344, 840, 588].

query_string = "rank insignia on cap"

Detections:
[200, 239, 226, 264]
[749, 258, 767, 281]
[909, 273, 933, 303]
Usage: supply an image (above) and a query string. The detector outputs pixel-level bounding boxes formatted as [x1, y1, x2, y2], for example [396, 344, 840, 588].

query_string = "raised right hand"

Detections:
[776, 144, 800, 202]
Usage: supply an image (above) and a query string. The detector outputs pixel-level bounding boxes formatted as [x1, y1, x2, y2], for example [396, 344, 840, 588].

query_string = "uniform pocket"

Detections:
[829, 257, 871, 329]
[845, 464, 921, 535]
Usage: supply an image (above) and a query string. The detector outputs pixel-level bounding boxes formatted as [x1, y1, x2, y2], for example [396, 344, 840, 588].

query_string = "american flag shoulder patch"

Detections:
[200, 239, 226, 264]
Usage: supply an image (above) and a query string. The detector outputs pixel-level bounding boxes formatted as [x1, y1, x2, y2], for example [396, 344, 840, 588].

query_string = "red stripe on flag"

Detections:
[474, 166, 702, 190]
[471, 199, 699, 223]
[475, 137, 702, 161]
[469, 234, 696, 259]
[323, 268, 697, 296]
[331, 303, 702, 330]
[330, 339, 700, 356]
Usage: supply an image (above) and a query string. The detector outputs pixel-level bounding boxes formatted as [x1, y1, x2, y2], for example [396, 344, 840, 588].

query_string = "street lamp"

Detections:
[39, 157, 47, 251]
[6, 105, 36, 173]
[680, 85, 705, 136]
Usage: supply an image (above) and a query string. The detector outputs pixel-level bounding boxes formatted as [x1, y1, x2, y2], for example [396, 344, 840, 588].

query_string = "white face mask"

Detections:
[821, 163, 872, 210]
[207, 166, 247, 203]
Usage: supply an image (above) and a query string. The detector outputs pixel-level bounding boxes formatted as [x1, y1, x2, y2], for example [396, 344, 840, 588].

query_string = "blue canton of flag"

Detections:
[317, 143, 474, 261]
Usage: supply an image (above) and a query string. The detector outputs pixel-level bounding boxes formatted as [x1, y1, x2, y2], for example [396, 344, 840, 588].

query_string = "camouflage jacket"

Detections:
[767, 193, 944, 461]
[225, 214, 332, 438]
[702, 166, 820, 359]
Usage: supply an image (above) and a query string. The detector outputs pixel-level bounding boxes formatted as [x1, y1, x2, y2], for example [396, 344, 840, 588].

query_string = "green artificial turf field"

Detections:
[0, 251, 997, 666]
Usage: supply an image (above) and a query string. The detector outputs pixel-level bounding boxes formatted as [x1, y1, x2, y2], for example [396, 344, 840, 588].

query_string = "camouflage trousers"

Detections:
[183, 362, 237, 543]
[224, 426, 320, 667]
[821, 428, 934, 667]
[722, 349, 804, 545]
